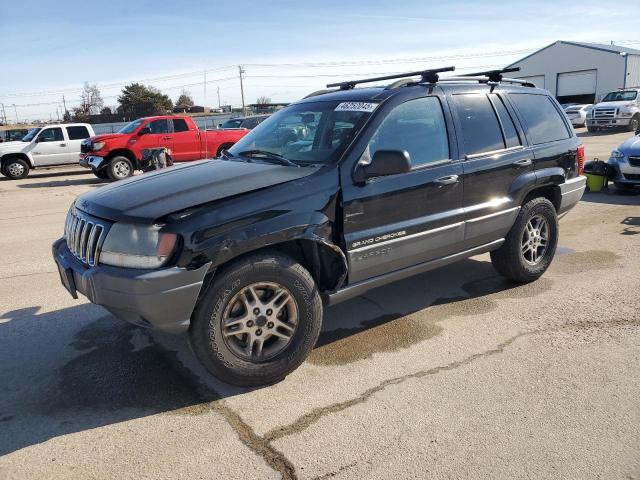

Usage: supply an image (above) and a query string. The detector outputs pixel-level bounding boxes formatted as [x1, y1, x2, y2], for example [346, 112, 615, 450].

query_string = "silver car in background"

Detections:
[609, 132, 640, 191]
[564, 104, 592, 128]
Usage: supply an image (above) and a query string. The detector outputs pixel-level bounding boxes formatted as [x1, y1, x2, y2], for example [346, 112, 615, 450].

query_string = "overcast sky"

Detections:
[1, 0, 639, 122]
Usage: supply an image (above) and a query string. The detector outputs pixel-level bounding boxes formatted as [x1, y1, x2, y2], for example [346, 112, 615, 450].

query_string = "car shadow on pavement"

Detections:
[0, 169, 90, 182]
[581, 189, 640, 205]
[0, 258, 530, 456]
[17, 177, 109, 188]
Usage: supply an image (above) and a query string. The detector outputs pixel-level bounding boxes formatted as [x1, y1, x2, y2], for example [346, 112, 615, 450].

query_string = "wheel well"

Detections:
[214, 239, 347, 292]
[216, 143, 234, 156]
[1, 153, 32, 168]
[523, 185, 561, 211]
[106, 149, 137, 168]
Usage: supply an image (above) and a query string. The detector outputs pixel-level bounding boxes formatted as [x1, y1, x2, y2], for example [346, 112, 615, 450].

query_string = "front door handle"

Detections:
[162, 136, 173, 140]
[59, 143, 67, 147]
[434, 175, 459, 186]
[514, 158, 533, 167]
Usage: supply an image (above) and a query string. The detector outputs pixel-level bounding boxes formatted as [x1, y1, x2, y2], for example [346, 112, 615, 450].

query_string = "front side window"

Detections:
[452, 94, 504, 156]
[66, 126, 90, 140]
[37, 127, 63, 142]
[148, 119, 169, 134]
[228, 101, 373, 165]
[366, 97, 449, 167]
[510, 93, 570, 145]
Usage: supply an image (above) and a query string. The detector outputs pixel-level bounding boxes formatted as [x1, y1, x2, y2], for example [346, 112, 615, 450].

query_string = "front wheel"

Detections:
[107, 156, 134, 181]
[586, 126, 598, 133]
[189, 252, 323, 386]
[627, 115, 639, 133]
[2, 158, 30, 179]
[490, 197, 558, 283]
[92, 169, 109, 179]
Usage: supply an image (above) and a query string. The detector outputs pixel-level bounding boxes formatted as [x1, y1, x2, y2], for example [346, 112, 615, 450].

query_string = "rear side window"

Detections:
[172, 119, 189, 132]
[490, 95, 521, 149]
[509, 94, 570, 145]
[66, 126, 90, 140]
[452, 94, 504, 155]
[367, 96, 449, 168]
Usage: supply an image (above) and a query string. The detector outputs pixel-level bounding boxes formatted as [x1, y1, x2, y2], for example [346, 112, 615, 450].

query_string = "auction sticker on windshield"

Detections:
[334, 102, 378, 113]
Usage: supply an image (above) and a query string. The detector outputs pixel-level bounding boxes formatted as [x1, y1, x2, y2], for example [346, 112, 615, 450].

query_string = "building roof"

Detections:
[507, 40, 640, 67]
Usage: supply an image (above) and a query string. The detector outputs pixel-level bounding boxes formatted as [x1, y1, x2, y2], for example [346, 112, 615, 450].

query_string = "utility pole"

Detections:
[0, 103, 6, 124]
[238, 65, 246, 116]
[12, 104, 18, 124]
[217, 86, 221, 108]
[56, 107, 60, 121]
[62, 94, 68, 115]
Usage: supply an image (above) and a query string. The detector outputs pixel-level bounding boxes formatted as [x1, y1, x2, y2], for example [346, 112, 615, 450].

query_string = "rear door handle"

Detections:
[514, 158, 533, 167]
[434, 175, 459, 186]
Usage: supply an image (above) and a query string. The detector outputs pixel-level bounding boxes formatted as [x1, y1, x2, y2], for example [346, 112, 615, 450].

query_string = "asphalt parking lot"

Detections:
[0, 128, 639, 480]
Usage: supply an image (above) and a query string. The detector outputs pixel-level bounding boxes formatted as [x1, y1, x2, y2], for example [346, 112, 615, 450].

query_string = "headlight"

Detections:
[610, 150, 625, 163]
[92, 141, 105, 151]
[100, 223, 178, 268]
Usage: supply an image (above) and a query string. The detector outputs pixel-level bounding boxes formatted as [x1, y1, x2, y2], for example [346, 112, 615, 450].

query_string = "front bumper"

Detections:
[79, 154, 107, 170]
[586, 118, 632, 128]
[52, 238, 211, 333]
[608, 160, 640, 186]
[558, 176, 586, 214]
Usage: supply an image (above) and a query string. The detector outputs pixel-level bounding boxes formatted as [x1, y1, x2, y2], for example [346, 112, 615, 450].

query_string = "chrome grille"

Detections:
[628, 156, 640, 167]
[64, 207, 110, 266]
[593, 108, 616, 119]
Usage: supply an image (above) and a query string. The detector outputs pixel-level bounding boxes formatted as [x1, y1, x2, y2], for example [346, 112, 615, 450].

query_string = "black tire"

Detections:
[216, 143, 233, 158]
[92, 169, 109, 179]
[2, 157, 30, 179]
[107, 156, 134, 181]
[490, 197, 558, 283]
[586, 126, 598, 133]
[189, 251, 323, 386]
[627, 115, 639, 133]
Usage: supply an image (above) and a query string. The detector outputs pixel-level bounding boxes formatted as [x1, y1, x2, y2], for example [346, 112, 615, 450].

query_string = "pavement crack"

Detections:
[0, 270, 56, 280]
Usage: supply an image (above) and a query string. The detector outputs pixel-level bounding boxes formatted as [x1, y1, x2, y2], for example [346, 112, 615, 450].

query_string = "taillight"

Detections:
[577, 144, 585, 175]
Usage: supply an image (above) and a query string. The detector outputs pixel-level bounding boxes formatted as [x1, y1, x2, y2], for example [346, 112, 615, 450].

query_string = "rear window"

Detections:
[510, 93, 571, 145]
[66, 126, 90, 140]
[452, 94, 504, 155]
[172, 119, 189, 132]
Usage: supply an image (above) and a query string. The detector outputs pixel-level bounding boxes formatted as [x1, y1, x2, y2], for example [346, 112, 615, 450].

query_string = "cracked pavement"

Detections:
[1, 130, 639, 480]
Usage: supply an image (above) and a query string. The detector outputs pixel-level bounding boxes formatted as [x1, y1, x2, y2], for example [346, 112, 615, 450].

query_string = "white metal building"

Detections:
[507, 41, 640, 104]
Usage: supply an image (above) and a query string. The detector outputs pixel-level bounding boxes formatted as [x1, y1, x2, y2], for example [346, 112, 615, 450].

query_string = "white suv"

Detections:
[0, 123, 95, 179]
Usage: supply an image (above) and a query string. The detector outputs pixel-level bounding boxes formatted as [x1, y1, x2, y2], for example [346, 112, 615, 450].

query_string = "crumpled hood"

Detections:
[618, 135, 640, 154]
[89, 133, 126, 143]
[75, 159, 319, 223]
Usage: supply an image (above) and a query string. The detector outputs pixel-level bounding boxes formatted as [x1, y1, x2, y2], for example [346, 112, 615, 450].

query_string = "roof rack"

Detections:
[457, 67, 535, 87]
[327, 66, 455, 90]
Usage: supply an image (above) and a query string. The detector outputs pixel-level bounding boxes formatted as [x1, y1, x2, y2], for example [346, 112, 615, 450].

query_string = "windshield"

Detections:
[601, 91, 638, 102]
[22, 128, 42, 142]
[227, 101, 374, 165]
[221, 119, 243, 128]
[118, 118, 145, 134]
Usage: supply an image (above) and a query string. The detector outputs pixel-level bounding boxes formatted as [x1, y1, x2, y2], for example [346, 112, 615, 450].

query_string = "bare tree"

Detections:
[175, 89, 195, 109]
[256, 96, 272, 105]
[78, 82, 104, 115]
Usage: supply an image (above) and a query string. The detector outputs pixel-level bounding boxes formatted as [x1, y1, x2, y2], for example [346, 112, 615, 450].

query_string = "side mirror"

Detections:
[355, 150, 411, 183]
[138, 127, 151, 136]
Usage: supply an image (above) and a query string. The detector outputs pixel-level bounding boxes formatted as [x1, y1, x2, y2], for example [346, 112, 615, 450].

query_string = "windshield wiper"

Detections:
[238, 149, 299, 167]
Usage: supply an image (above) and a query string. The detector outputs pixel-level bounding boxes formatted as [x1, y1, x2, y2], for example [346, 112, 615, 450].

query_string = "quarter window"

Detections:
[37, 127, 64, 142]
[172, 119, 189, 132]
[148, 119, 169, 134]
[490, 94, 521, 149]
[509, 93, 570, 145]
[66, 126, 90, 140]
[452, 94, 504, 155]
[367, 97, 449, 168]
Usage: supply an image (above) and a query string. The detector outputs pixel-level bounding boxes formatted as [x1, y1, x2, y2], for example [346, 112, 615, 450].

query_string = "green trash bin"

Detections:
[585, 173, 606, 192]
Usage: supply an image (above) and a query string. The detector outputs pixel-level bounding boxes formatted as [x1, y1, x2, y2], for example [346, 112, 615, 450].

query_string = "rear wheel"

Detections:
[216, 143, 234, 158]
[2, 157, 30, 179]
[490, 197, 558, 283]
[107, 156, 133, 181]
[189, 251, 323, 386]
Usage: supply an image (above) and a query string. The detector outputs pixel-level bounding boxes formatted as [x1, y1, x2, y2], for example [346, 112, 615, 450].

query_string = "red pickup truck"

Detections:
[79, 115, 248, 180]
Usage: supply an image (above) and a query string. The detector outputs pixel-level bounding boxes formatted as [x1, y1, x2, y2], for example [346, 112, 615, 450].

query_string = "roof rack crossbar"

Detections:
[460, 67, 521, 82]
[327, 66, 455, 90]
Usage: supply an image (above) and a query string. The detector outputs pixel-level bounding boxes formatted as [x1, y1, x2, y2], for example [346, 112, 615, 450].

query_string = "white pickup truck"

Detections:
[586, 89, 640, 133]
[0, 123, 94, 179]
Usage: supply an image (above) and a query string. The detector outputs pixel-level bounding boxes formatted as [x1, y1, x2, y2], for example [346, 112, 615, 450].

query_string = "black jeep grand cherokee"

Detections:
[53, 67, 586, 386]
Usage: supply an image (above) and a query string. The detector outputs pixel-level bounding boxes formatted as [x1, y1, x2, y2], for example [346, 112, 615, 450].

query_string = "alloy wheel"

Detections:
[7, 162, 25, 177]
[221, 282, 298, 361]
[113, 160, 131, 178]
[521, 215, 549, 265]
